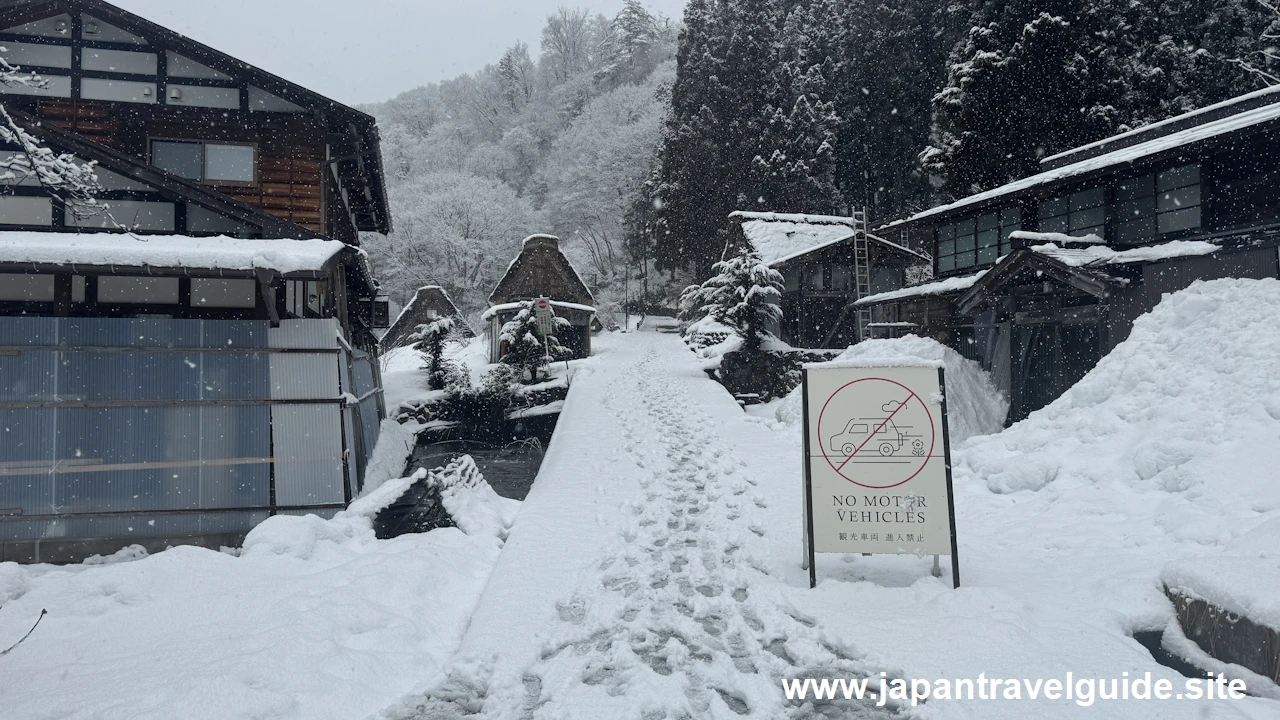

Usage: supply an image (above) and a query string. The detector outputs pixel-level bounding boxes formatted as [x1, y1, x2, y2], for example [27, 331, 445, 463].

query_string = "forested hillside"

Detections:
[361, 1, 677, 319]
[366, 0, 1277, 311]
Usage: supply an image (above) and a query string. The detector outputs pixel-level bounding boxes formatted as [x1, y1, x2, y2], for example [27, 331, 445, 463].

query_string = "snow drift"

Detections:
[774, 334, 1009, 443]
[958, 278, 1280, 519]
[0, 459, 520, 720]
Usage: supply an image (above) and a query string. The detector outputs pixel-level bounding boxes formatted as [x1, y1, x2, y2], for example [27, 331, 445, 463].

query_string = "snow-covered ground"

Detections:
[0, 478, 511, 720]
[3, 280, 1278, 719]
[379, 279, 1280, 719]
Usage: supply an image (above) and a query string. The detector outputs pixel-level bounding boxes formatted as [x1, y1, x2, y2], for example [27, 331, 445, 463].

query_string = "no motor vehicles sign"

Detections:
[801, 364, 959, 588]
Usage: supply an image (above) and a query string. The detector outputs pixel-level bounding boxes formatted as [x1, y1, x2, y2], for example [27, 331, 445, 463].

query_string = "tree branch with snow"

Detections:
[0, 48, 105, 220]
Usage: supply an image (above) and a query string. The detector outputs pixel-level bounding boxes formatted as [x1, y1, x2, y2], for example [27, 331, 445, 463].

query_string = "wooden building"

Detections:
[485, 234, 596, 362]
[0, 0, 392, 561]
[726, 211, 930, 348]
[380, 285, 472, 351]
[860, 86, 1280, 423]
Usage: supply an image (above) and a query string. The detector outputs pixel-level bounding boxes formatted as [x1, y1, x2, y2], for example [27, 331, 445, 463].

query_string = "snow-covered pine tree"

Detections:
[923, 0, 1273, 197]
[831, 0, 960, 218]
[0, 49, 103, 219]
[751, 0, 843, 215]
[498, 303, 572, 383]
[680, 249, 784, 353]
[408, 314, 456, 391]
[652, 0, 785, 277]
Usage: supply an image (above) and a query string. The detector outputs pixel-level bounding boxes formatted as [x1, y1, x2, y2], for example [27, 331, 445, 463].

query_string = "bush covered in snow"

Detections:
[499, 302, 573, 383]
[774, 334, 1009, 443]
[409, 315, 459, 390]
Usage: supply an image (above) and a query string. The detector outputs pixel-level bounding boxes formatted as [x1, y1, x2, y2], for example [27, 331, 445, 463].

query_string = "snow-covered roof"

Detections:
[1030, 240, 1219, 268]
[481, 300, 597, 321]
[854, 270, 989, 306]
[0, 232, 349, 274]
[731, 212, 931, 266]
[1041, 84, 1280, 169]
[885, 96, 1280, 228]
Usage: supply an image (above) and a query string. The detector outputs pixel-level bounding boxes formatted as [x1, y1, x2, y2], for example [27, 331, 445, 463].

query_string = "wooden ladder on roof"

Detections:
[819, 208, 872, 348]
[851, 208, 872, 343]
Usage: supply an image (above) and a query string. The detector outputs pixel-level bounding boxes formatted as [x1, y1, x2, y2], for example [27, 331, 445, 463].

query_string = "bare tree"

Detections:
[541, 7, 594, 83]
[1230, 1, 1280, 85]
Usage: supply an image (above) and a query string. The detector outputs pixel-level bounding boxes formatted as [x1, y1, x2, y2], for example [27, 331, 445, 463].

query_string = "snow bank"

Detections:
[0, 453, 519, 720]
[958, 278, 1280, 507]
[1161, 556, 1280, 631]
[775, 335, 1008, 444]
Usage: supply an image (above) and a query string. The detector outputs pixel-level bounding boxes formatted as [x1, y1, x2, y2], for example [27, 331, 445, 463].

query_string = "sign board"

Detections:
[801, 365, 959, 588]
[534, 297, 553, 336]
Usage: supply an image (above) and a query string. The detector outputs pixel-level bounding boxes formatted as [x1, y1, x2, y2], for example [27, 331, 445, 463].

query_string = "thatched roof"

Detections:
[380, 286, 472, 349]
[489, 235, 594, 307]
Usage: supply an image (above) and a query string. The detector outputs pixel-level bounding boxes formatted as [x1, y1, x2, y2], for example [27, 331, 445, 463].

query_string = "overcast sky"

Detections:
[110, 0, 688, 107]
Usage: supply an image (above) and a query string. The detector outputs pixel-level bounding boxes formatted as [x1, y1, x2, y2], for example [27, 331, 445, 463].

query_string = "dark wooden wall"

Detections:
[33, 98, 330, 236]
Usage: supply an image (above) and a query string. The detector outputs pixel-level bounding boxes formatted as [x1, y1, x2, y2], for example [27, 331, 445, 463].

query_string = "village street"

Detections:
[379, 309, 1280, 720]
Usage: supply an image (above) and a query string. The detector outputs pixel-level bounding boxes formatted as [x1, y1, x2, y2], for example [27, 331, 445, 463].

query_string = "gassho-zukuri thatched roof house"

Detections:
[380, 285, 472, 350]
[482, 234, 596, 362]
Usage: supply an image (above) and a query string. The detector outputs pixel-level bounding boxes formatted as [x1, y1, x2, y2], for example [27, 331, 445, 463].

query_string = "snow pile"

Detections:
[1030, 239, 1218, 267]
[0, 466, 514, 720]
[1161, 556, 1280, 631]
[421, 454, 521, 540]
[775, 335, 1008, 444]
[959, 278, 1280, 509]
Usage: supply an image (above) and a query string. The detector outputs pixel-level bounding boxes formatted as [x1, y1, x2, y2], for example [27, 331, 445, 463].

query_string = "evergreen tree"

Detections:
[498, 303, 572, 383]
[924, 0, 1272, 196]
[408, 315, 456, 391]
[679, 249, 784, 352]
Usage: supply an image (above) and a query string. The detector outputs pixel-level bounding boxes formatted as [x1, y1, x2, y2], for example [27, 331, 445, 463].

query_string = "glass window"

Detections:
[830, 264, 852, 292]
[152, 141, 202, 180]
[1113, 164, 1201, 245]
[191, 279, 257, 308]
[97, 277, 180, 305]
[935, 205, 1020, 274]
[0, 274, 55, 302]
[1038, 188, 1104, 238]
[204, 144, 255, 182]
[151, 140, 256, 183]
[806, 265, 824, 291]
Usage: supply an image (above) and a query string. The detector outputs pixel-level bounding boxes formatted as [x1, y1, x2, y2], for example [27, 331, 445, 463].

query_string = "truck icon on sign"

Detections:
[828, 418, 917, 457]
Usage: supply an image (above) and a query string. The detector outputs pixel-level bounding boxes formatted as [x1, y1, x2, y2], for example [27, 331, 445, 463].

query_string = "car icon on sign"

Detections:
[829, 418, 908, 457]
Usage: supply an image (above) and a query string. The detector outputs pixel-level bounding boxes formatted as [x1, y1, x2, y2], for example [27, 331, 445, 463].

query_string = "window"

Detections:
[285, 280, 329, 319]
[191, 279, 257, 309]
[935, 206, 1021, 273]
[1114, 164, 1201, 245]
[1038, 187, 1105, 238]
[151, 140, 256, 184]
[830, 265, 853, 292]
[98, 277, 179, 305]
[0, 274, 55, 302]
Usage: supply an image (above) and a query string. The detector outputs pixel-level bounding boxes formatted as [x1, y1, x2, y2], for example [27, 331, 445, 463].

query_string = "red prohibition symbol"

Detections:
[816, 377, 936, 489]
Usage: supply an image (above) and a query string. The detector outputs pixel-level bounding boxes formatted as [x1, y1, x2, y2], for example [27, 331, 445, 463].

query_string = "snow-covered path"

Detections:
[382, 316, 1280, 720]
[383, 328, 885, 719]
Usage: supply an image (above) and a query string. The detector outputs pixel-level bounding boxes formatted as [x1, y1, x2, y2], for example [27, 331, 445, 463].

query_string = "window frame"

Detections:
[934, 205, 1022, 276]
[148, 137, 259, 187]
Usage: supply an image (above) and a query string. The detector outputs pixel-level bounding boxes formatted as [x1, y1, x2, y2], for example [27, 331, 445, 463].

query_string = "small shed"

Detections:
[486, 234, 596, 362]
[380, 285, 472, 351]
[725, 211, 931, 348]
